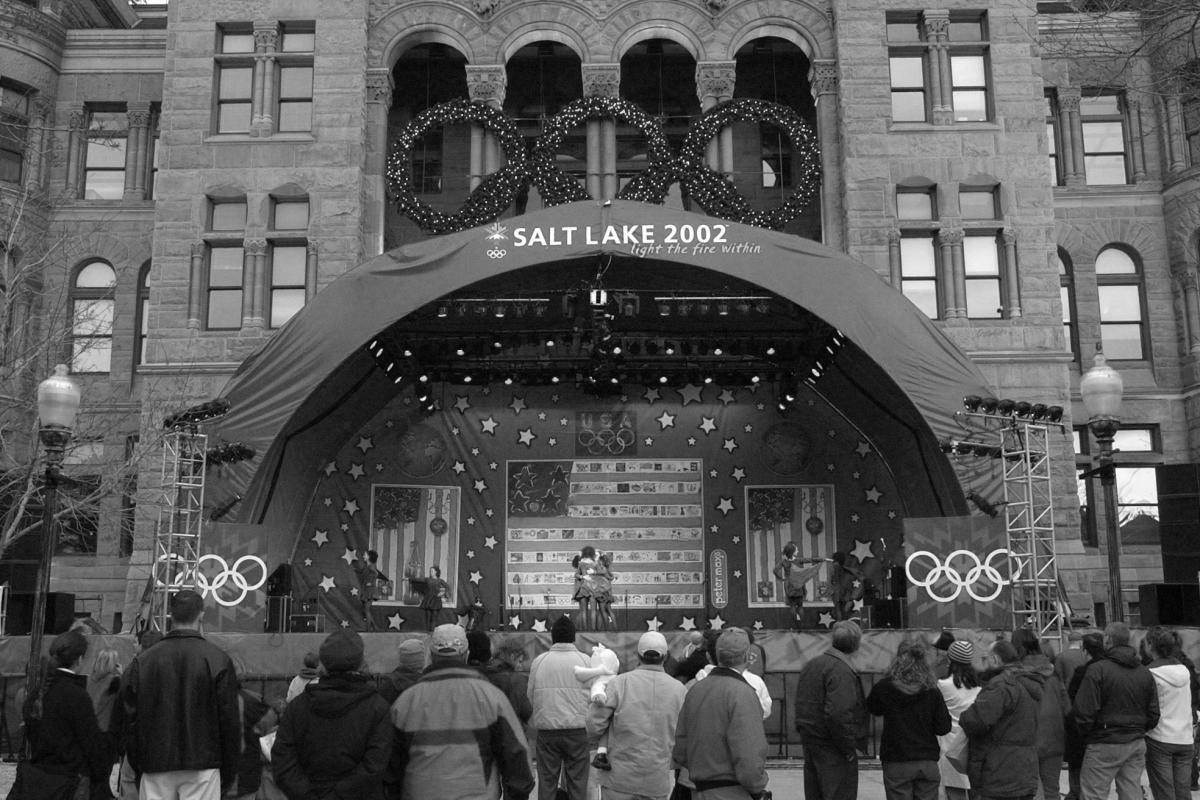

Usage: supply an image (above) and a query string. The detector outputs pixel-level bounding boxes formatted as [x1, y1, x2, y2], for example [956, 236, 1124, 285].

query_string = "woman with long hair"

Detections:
[937, 641, 982, 800]
[87, 648, 123, 800]
[593, 552, 615, 631]
[573, 545, 598, 630]
[772, 541, 823, 628]
[419, 565, 449, 631]
[867, 639, 952, 800]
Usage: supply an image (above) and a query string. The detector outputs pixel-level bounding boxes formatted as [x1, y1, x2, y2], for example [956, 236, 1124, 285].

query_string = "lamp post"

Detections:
[24, 364, 80, 718]
[1080, 347, 1124, 623]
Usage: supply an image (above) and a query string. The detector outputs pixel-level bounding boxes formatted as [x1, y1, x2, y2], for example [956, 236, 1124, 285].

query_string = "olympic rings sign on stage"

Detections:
[904, 548, 1023, 604]
[153, 553, 268, 607]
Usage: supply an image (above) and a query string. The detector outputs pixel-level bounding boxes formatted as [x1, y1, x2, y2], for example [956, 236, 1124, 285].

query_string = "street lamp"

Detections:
[24, 364, 80, 717]
[1079, 347, 1124, 623]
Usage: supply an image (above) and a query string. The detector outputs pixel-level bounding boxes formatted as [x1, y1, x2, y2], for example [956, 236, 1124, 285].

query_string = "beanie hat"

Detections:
[933, 630, 956, 651]
[551, 615, 576, 643]
[948, 640, 975, 664]
[715, 628, 751, 667]
[431, 624, 468, 658]
[638, 631, 669, 658]
[467, 630, 492, 664]
[319, 629, 364, 673]
[396, 639, 426, 672]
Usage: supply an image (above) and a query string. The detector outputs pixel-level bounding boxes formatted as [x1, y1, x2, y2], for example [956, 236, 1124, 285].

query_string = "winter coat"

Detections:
[122, 629, 241, 786]
[1147, 659, 1194, 746]
[376, 667, 421, 706]
[285, 668, 319, 703]
[672, 667, 768, 796]
[1071, 644, 1159, 744]
[272, 672, 393, 800]
[527, 643, 590, 731]
[793, 650, 868, 758]
[960, 664, 1044, 798]
[479, 659, 533, 725]
[694, 664, 773, 719]
[936, 676, 980, 790]
[1022, 653, 1068, 758]
[235, 689, 272, 796]
[29, 670, 110, 781]
[867, 676, 951, 762]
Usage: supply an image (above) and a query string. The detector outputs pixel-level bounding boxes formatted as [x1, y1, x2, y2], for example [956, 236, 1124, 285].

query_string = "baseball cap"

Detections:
[431, 624, 468, 657]
[638, 631, 668, 658]
[715, 628, 751, 667]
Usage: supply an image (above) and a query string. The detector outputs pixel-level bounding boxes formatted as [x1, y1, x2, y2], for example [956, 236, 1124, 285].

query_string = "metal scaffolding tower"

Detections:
[149, 428, 207, 630]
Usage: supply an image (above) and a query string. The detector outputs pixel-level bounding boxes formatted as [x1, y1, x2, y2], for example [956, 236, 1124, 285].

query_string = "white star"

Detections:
[731, 467, 746, 482]
[323, 461, 337, 476]
[828, 429, 837, 438]
[656, 411, 676, 430]
[716, 497, 735, 515]
[302, 558, 312, 567]
[323, 497, 332, 506]
[679, 616, 697, 631]
[466, 549, 476, 559]
[538, 411, 547, 420]
[709, 469, 718, 478]
[312, 529, 329, 547]
[687, 437, 697, 446]
[386, 419, 395, 427]
[531, 618, 548, 633]
[548, 437, 558, 446]
[509, 396, 527, 415]
[489, 461, 498, 471]
[451, 426, 460, 436]
[319, 575, 336, 592]
[509, 614, 522, 630]
[753, 620, 764, 631]
[485, 508, 495, 518]
[852, 471, 861, 479]
[347, 463, 365, 480]
[471, 447, 480, 456]
[850, 513, 860, 523]
[356, 437, 374, 453]
[710, 524, 720, 534]
[722, 438, 739, 453]
[755, 402, 765, 410]
[856, 441, 872, 458]
[826, 463, 836, 472]
[818, 612, 835, 628]
[518, 428, 536, 447]
[484, 536, 498, 550]
[717, 389, 736, 405]
[375, 463, 384, 472]
[343, 499, 360, 516]
[387, 613, 404, 630]
[454, 395, 471, 414]
[452, 460, 466, 475]
[341, 548, 357, 566]
[698, 417, 717, 435]
[732, 535, 741, 544]
[733, 569, 742, 579]
[340, 620, 350, 628]
[853, 598, 866, 612]
[887, 510, 897, 519]
[350, 587, 359, 597]
[340, 523, 349, 532]
[474, 479, 488, 494]
[560, 417, 570, 426]
[643, 387, 661, 404]
[646, 615, 663, 631]
[709, 614, 726, 630]
[481, 417, 498, 435]
[644, 437, 654, 446]
[469, 571, 483, 585]
[467, 516, 477, 526]
[851, 539, 875, 562]
[865, 486, 883, 504]
[678, 384, 703, 405]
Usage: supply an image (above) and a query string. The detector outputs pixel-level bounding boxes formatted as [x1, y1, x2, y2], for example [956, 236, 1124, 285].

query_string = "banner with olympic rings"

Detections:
[903, 516, 1012, 629]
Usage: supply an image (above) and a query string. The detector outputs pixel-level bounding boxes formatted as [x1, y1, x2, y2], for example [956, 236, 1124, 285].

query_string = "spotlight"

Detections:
[393, 375, 404, 384]
[658, 375, 669, 384]
[455, 347, 466, 357]
[1031, 403, 1048, 420]
[503, 376, 514, 386]
[963, 395, 983, 412]
[1014, 401, 1033, 418]
[589, 288, 608, 307]
[369, 339, 378, 350]
[702, 375, 714, 385]
[765, 345, 777, 356]
[717, 302, 730, 316]
[996, 398, 1016, 415]
[658, 301, 671, 316]
[494, 303, 506, 318]
[664, 343, 676, 356]
[981, 397, 999, 414]
[713, 346, 724, 356]
[1047, 405, 1064, 423]
[437, 305, 449, 318]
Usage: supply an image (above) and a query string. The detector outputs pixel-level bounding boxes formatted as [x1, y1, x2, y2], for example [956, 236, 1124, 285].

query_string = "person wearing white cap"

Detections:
[585, 631, 686, 800]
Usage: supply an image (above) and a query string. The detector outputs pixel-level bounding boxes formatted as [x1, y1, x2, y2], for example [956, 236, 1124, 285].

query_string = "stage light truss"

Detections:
[148, 429, 208, 631]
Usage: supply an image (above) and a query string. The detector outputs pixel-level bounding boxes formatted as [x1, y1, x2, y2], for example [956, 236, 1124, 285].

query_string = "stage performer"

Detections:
[829, 551, 865, 622]
[573, 546, 599, 631]
[593, 552, 615, 631]
[419, 566, 450, 631]
[772, 541, 825, 628]
[353, 549, 390, 632]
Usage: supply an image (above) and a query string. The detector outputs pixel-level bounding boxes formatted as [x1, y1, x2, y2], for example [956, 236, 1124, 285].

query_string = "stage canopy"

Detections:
[207, 200, 996, 535]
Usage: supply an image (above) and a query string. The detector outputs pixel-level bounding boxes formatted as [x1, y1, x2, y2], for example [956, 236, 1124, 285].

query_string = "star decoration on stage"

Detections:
[509, 614, 521, 630]
[319, 575, 336, 592]
[755, 402, 765, 410]
[350, 587, 359, 597]
[343, 499, 360, 516]
[454, 396, 471, 414]
[850, 513, 860, 523]
[687, 437, 697, 446]
[303, 558, 312, 566]
[851, 539, 875, 562]
[722, 438, 739, 453]
[340, 523, 349, 532]
[731, 467, 746, 482]
[347, 463, 365, 480]
[718, 389, 736, 405]
[549, 437, 558, 446]
[451, 427, 460, 436]
[312, 529, 329, 547]
[853, 598, 866, 612]
[698, 417, 717, 435]
[716, 497, 735, 515]
[827, 429, 837, 438]
[708, 468, 718, 478]
[471, 447, 481, 455]
[709, 614, 726, 630]
[732, 535, 741, 544]
[818, 612, 835, 628]
[865, 486, 883, 503]
[827, 463, 836, 472]
[474, 479, 488, 494]
[509, 396, 527, 415]
[679, 384, 703, 405]
[710, 524, 720, 534]
[489, 461, 498, 471]
[679, 616, 697, 631]
[643, 387, 661, 404]
[753, 620, 764, 631]
[656, 411, 676, 430]
[887, 510, 897, 519]
[323, 497, 331, 506]
[387, 613, 404, 630]
[484, 536, 498, 550]
[340, 620, 350, 628]
[517, 428, 537, 447]
[485, 508, 494, 518]
[341, 548, 357, 566]
[856, 441, 872, 458]
[469, 571, 483, 585]
[852, 471, 861, 479]
[466, 549, 476, 559]
[323, 461, 337, 476]
[481, 417, 498, 435]
[644, 437, 654, 446]
[356, 437, 374, 453]
[375, 463, 384, 472]
[733, 569, 742, 578]
[645, 615, 663, 631]
[531, 619, 547, 633]
[560, 417, 569, 426]
[744, 424, 754, 433]
[467, 516, 477, 526]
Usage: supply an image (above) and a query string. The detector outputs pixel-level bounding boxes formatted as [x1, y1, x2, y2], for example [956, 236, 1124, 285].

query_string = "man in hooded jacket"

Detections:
[1072, 621, 1159, 800]
[961, 640, 1045, 800]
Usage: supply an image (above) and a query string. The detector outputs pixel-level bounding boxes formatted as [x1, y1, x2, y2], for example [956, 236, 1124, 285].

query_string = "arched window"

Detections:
[71, 260, 116, 373]
[135, 262, 151, 364]
[1057, 248, 1078, 358]
[1095, 246, 1146, 359]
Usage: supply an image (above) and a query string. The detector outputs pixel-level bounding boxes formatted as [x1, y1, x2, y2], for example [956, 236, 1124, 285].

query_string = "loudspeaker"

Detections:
[265, 563, 293, 597]
[4, 592, 76, 636]
[1138, 583, 1200, 626]
[289, 614, 322, 633]
[0, 561, 39, 593]
[265, 596, 292, 632]
[872, 598, 905, 629]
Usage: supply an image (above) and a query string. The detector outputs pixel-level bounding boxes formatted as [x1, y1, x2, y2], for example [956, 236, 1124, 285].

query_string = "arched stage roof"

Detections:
[208, 200, 995, 532]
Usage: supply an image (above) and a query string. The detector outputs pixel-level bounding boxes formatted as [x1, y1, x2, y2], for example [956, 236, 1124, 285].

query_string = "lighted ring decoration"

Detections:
[904, 548, 1024, 604]
[155, 553, 268, 607]
[387, 96, 821, 234]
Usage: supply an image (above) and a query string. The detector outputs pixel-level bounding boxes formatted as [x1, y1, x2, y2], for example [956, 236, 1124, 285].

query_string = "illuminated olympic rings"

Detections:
[387, 96, 821, 234]
[194, 554, 268, 606]
[904, 548, 1021, 604]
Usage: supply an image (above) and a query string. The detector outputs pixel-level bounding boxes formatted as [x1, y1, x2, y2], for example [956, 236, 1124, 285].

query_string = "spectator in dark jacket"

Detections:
[467, 631, 533, 724]
[961, 640, 1045, 800]
[793, 620, 869, 800]
[273, 629, 393, 800]
[867, 639, 952, 800]
[1012, 628, 1069, 800]
[377, 639, 425, 705]
[28, 630, 110, 796]
[122, 590, 241, 800]
[1072, 622, 1160, 800]
[1063, 633, 1106, 800]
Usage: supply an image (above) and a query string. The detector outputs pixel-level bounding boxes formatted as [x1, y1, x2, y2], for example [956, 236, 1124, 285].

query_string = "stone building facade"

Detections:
[1, 0, 1198, 631]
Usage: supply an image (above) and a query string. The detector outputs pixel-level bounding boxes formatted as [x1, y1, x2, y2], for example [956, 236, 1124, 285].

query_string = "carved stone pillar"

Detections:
[696, 61, 736, 174]
[305, 241, 319, 300]
[65, 107, 88, 197]
[22, 98, 50, 193]
[887, 229, 902, 289]
[812, 59, 844, 252]
[1126, 97, 1146, 182]
[583, 64, 620, 199]
[364, 69, 394, 254]
[1163, 94, 1187, 174]
[188, 243, 205, 330]
[1002, 228, 1021, 318]
[125, 103, 152, 200]
[466, 66, 507, 186]
[1181, 271, 1200, 355]
[251, 23, 278, 137]
[924, 12, 952, 125]
[243, 239, 267, 328]
[938, 228, 964, 319]
[1059, 89, 1085, 186]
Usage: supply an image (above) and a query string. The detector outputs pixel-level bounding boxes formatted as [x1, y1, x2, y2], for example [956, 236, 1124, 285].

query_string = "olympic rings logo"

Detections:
[486, 248, 506, 259]
[153, 553, 267, 607]
[576, 427, 636, 455]
[904, 549, 1022, 604]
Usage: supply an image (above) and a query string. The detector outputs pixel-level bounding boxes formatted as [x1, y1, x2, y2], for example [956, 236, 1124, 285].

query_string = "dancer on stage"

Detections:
[773, 541, 826, 628]
[419, 566, 450, 631]
[594, 552, 615, 631]
[830, 551, 865, 622]
[573, 546, 599, 631]
[353, 549, 390, 632]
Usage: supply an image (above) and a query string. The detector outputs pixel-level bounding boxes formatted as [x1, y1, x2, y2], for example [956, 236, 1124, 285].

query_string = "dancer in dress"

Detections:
[573, 546, 599, 631]
[419, 566, 449, 631]
[772, 541, 826, 628]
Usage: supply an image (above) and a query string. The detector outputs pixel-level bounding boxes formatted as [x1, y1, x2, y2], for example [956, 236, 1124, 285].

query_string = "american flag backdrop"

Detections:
[505, 459, 705, 610]
[368, 485, 460, 606]
[745, 485, 837, 608]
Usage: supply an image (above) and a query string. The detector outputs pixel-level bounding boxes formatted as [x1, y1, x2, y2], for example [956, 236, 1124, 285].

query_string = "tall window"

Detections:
[83, 108, 127, 200]
[215, 28, 254, 133]
[1081, 92, 1128, 185]
[896, 186, 939, 317]
[70, 260, 116, 373]
[1095, 246, 1146, 359]
[214, 22, 314, 135]
[888, 11, 990, 124]
[276, 24, 314, 133]
[206, 199, 246, 329]
[135, 263, 151, 365]
[961, 187, 1002, 319]
[268, 196, 309, 328]
[0, 81, 30, 184]
[1058, 249, 1078, 358]
[1077, 426, 1160, 549]
[1045, 92, 1062, 186]
[1184, 97, 1200, 168]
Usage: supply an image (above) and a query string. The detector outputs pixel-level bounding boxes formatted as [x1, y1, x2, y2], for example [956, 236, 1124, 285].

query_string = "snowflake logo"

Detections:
[485, 223, 508, 241]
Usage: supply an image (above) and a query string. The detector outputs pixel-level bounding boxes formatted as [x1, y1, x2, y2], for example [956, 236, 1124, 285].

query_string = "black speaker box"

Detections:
[265, 563, 293, 596]
[5, 592, 76, 636]
[1138, 583, 1200, 626]
[872, 598, 905, 629]
[265, 596, 291, 632]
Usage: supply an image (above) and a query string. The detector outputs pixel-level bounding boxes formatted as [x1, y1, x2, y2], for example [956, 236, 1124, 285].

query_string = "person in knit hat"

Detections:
[273, 630, 393, 800]
[286, 651, 320, 702]
[378, 639, 426, 705]
[937, 641, 982, 800]
[527, 615, 591, 800]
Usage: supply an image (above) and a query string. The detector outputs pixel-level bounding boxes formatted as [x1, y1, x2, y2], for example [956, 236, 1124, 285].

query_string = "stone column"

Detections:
[924, 12, 952, 125]
[1181, 271, 1200, 355]
[583, 64, 620, 200]
[939, 228, 964, 319]
[1126, 96, 1146, 182]
[363, 68, 393, 256]
[887, 229, 902, 289]
[125, 103, 152, 200]
[65, 106, 88, 198]
[187, 243, 205, 330]
[812, 59, 845, 252]
[1163, 94, 1187, 174]
[1002, 228, 1021, 318]
[1059, 89, 1085, 186]
[243, 239, 266, 328]
[696, 61, 736, 174]
[22, 98, 50, 193]
[466, 66, 507, 185]
[251, 23, 278, 137]
[305, 241, 319, 300]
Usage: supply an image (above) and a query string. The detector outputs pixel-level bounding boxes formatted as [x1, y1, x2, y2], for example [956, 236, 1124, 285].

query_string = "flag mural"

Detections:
[505, 459, 705, 610]
[745, 485, 837, 608]
[368, 485, 460, 607]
